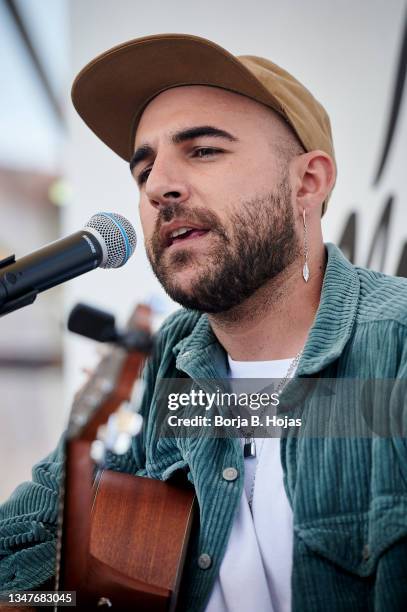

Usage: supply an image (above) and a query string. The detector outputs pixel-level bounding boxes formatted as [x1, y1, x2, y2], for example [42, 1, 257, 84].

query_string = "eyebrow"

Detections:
[129, 125, 238, 173]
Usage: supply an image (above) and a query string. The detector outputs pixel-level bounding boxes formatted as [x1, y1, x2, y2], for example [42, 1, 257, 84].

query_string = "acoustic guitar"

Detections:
[55, 304, 196, 611]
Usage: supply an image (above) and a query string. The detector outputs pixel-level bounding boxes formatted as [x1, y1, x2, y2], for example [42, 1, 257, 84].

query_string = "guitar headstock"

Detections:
[66, 303, 153, 461]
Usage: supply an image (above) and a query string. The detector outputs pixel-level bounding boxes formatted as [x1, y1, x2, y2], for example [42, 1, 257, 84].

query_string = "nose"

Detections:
[145, 155, 190, 209]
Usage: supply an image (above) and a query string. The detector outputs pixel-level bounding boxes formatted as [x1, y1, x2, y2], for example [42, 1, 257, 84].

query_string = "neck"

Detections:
[208, 243, 326, 361]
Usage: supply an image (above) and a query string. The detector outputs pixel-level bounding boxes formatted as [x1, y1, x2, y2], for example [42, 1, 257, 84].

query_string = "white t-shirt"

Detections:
[205, 357, 296, 612]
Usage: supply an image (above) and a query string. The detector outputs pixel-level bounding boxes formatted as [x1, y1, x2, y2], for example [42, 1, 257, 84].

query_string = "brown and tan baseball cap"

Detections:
[72, 33, 335, 213]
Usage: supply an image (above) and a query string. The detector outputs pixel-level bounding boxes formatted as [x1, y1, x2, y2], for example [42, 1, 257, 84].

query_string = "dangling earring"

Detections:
[302, 210, 309, 282]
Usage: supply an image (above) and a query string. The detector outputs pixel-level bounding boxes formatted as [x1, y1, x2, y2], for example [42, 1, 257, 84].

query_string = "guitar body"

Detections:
[57, 305, 197, 610]
[62, 471, 196, 610]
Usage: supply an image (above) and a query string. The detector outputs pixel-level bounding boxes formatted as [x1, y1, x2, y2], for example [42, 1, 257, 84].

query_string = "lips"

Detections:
[161, 221, 210, 248]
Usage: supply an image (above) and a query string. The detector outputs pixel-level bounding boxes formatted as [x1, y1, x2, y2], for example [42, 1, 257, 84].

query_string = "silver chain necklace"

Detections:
[247, 438, 265, 510]
[243, 350, 303, 458]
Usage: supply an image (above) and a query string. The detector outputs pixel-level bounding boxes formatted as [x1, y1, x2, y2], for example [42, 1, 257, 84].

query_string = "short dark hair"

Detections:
[270, 110, 306, 164]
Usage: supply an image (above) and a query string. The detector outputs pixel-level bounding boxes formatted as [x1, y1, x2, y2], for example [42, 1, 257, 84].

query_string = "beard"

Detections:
[146, 178, 300, 313]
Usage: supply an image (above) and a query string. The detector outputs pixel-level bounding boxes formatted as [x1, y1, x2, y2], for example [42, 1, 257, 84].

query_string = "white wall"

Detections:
[65, 0, 407, 404]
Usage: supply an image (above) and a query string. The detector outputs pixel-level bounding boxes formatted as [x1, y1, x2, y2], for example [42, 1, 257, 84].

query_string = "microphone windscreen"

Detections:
[85, 212, 137, 268]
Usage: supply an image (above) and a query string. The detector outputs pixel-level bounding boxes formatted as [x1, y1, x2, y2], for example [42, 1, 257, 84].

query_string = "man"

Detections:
[1, 34, 407, 611]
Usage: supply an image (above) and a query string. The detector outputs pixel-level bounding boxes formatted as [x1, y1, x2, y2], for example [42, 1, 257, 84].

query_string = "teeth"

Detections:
[171, 227, 193, 238]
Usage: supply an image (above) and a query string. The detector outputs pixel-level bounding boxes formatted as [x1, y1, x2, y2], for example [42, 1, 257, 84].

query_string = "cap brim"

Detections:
[71, 33, 283, 162]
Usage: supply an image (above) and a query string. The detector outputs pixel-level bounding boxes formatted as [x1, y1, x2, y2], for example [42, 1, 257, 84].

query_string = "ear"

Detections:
[292, 151, 336, 214]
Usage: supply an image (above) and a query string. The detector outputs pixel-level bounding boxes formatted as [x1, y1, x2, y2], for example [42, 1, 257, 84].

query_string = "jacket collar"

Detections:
[173, 243, 360, 379]
[296, 242, 360, 375]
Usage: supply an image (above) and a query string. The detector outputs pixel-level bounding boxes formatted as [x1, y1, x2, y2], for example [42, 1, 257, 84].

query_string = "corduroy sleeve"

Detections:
[0, 441, 64, 592]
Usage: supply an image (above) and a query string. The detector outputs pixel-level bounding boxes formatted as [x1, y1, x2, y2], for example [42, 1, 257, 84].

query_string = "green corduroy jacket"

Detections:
[1, 243, 407, 611]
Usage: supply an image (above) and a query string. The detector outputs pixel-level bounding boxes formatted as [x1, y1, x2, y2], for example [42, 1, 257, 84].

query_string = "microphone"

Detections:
[0, 212, 137, 317]
[67, 302, 154, 352]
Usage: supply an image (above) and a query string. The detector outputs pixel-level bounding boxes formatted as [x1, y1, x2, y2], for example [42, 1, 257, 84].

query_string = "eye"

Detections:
[193, 147, 223, 158]
[137, 167, 152, 186]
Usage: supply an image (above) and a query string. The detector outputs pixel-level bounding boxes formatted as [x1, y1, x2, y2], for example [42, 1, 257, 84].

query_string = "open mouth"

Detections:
[167, 227, 210, 247]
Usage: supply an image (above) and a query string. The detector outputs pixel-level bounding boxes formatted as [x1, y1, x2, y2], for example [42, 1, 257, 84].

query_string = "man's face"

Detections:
[132, 85, 300, 313]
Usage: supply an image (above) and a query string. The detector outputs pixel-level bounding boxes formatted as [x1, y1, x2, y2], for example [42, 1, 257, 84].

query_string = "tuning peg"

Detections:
[90, 403, 143, 464]
[90, 439, 106, 464]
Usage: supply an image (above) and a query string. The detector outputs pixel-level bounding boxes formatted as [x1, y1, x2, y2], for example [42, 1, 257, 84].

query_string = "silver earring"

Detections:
[302, 210, 309, 282]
